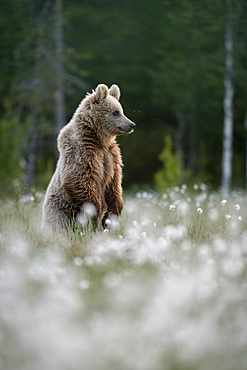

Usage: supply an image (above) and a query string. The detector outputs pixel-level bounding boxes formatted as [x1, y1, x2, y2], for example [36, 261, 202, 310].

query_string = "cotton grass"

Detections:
[0, 187, 247, 370]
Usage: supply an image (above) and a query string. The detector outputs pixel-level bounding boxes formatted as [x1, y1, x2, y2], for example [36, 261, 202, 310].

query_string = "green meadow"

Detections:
[0, 185, 247, 370]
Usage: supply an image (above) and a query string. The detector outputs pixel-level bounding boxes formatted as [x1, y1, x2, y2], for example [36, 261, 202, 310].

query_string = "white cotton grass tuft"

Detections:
[77, 202, 97, 225]
[78, 279, 91, 290]
[208, 208, 219, 221]
[20, 193, 35, 203]
[163, 224, 187, 240]
[177, 201, 189, 217]
[74, 257, 83, 266]
[200, 183, 207, 191]
[197, 207, 203, 214]
[104, 214, 119, 230]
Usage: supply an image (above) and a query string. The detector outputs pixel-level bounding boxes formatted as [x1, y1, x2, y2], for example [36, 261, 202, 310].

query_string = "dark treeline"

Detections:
[0, 0, 247, 195]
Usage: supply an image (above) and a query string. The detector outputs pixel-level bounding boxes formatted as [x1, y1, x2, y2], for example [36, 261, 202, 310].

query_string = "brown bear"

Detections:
[42, 83, 135, 233]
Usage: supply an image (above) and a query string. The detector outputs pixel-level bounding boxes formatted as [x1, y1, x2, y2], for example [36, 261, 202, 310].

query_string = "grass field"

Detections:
[0, 184, 247, 370]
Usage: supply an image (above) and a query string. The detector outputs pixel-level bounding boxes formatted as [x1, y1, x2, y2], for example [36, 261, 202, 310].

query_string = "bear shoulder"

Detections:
[57, 122, 74, 153]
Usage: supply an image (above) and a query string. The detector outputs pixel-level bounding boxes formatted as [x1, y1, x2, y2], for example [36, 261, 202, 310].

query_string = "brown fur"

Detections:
[42, 84, 135, 233]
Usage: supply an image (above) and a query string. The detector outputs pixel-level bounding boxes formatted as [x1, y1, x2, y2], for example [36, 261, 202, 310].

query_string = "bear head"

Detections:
[81, 84, 136, 137]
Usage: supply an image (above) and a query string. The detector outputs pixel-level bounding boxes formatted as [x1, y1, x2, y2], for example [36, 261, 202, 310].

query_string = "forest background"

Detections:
[0, 0, 247, 197]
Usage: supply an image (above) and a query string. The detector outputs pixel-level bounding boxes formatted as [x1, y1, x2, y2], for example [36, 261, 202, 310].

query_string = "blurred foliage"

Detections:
[154, 136, 182, 190]
[0, 0, 247, 196]
[0, 100, 28, 195]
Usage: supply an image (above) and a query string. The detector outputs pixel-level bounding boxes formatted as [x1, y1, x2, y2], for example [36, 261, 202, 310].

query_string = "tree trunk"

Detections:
[24, 110, 37, 191]
[221, 11, 234, 198]
[54, 0, 65, 151]
[24, 39, 42, 192]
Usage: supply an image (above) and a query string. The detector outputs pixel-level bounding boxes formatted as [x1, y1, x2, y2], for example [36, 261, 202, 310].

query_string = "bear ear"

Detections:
[95, 84, 108, 102]
[109, 84, 120, 101]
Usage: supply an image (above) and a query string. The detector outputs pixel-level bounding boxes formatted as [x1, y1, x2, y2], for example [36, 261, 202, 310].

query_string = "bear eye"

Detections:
[113, 110, 120, 116]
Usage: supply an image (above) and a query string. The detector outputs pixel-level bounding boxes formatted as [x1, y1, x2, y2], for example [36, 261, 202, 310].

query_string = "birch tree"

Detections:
[15, 1, 55, 191]
[220, 0, 246, 196]
[221, 2, 234, 198]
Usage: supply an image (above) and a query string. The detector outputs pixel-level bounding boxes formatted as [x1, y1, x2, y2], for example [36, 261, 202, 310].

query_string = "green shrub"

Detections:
[154, 135, 181, 190]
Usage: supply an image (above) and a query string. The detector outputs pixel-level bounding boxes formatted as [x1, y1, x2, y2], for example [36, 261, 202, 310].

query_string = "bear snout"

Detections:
[118, 121, 136, 134]
[128, 122, 136, 132]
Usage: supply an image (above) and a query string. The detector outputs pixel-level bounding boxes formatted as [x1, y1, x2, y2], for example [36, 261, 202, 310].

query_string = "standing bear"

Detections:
[42, 84, 135, 233]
